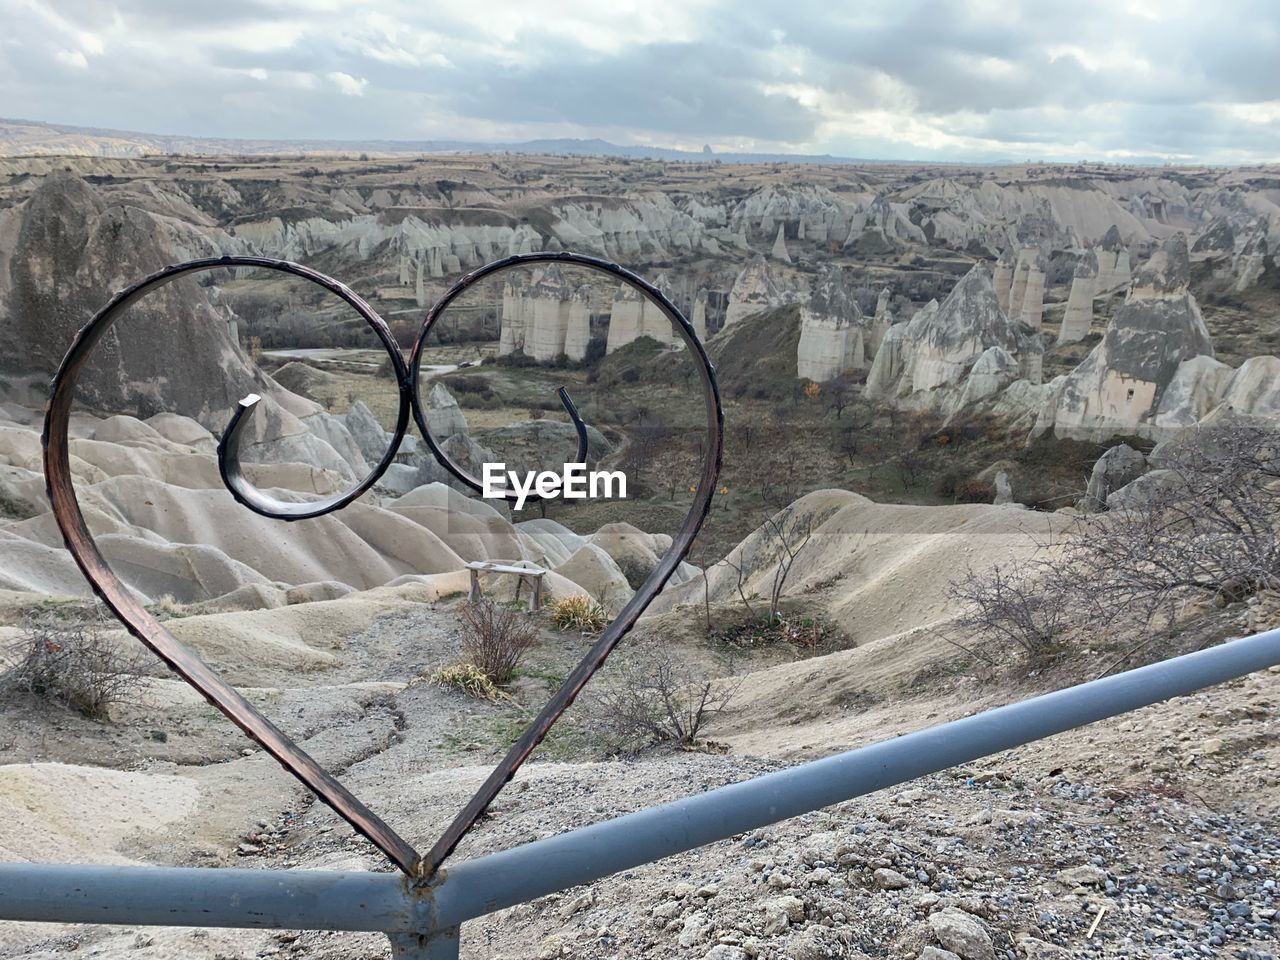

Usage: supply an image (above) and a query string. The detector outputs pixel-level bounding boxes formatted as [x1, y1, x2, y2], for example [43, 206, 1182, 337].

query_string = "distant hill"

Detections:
[0, 117, 877, 165]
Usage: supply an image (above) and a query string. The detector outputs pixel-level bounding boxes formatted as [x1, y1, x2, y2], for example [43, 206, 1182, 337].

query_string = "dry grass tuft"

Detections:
[549, 595, 609, 634]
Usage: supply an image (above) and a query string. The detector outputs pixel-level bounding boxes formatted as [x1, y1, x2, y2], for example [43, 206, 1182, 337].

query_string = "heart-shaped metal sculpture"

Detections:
[43, 252, 723, 882]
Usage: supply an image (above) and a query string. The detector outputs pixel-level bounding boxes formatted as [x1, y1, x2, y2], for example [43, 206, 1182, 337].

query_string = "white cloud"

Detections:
[53, 48, 88, 70]
[1222, 101, 1280, 125]
[2, 0, 1278, 162]
[328, 71, 368, 96]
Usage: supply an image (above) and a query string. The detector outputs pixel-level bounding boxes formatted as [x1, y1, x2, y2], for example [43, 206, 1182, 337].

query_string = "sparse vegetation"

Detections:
[584, 647, 740, 753]
[946, 563, 1069, 661]
[1066, 421, 1280, 626]
[946, 421, 1280, 668]
[721, 505, 816, 626]
[457, 599, 540, 686]
[709, 607, 835, 657]
[0, 488, 35, 519]
[3, 615, 150, 719]
[428, 661, 506, 702]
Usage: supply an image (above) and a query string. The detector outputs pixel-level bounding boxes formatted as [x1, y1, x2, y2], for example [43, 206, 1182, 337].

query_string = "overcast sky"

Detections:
[3, 0, 1278, 162]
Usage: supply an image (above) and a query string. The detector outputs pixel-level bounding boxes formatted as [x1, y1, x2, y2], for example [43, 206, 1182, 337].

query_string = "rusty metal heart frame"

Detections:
[42, 252, 723, 882]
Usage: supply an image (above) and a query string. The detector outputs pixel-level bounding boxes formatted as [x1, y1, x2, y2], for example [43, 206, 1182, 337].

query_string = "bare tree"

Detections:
[824, 374, 856, 419]
[762, 509, 815, 625]
[830, 419, 860, 466]
[898, 448, 927, 490]
[719, 507, 816, 626]
[689, 543, 719, 635]
[719, 552, 760, 621]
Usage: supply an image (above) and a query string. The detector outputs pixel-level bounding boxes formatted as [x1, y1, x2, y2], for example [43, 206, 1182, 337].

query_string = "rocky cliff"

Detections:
[865, 264, 1041, 412]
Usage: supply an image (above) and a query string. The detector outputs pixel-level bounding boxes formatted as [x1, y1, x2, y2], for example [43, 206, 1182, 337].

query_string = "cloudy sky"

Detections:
[2, 0, 1279, 162]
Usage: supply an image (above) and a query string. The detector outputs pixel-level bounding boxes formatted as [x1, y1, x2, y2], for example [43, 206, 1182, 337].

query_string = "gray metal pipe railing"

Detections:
[2, 627, 1278, 947]
[0, 864, 419, 931]
[436, 624, 1280, 925]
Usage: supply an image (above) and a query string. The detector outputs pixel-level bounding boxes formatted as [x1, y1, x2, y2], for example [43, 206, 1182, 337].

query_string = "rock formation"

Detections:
[606, 274, 676, 353]
[1204, 355, 1280, 423]
[993, 470, 1014, 505]
[1080, 443, 1146, 512]
[723, 255, 781, 327]
[1234, 223, 1270, 291]
[865, 264, 1041, 409]
[993, 255, 1014, 313]
[498, 275, 526, 356]
[1095, 225, 1132, 293]
[425, 382, 468, 439]
[0, 174, 371, 481]
[691, 289, 709, 341]
[1018, 256, 1047, 332]
[0, 392, 657, 607]
[899, 176, 1142, 254]
[844, 195, 926, 255]
[2, 175, 248, 420]
[1128, 232, 1191, 301]
[1035, 234, 1215, 441]
[606, 283, 646, 353]
[1007, 256, 1028, 320]
[543, 193, 713, 260]
[1149, 354, 1233, 435]
[770, 223, 791, 263]
[1057, 251, 1098, 344]
[1191, 217, 1236, 257]
[726, 183, 857, 246]
[875, 286, 892, 319]
[870, 286, 894, 358]
[796, 265, 869, 382]
[499, 266, 593, 362]
[562, 288, 593, 361]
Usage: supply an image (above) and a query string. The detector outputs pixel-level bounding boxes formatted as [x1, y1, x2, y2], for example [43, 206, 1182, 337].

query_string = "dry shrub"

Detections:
[944, 421, 1280, 670]
[776, 615, 829, 656]
[709, 606, 834, 658]
[458, 599, 539, 685]
[1068, 422, 1280, 621]
[946, 563, 1069, 660]
[3, 616, 149, 719]
[954, 478, 995, 504]
[584, 647, 741, 753]
[549, 596, 609, 633]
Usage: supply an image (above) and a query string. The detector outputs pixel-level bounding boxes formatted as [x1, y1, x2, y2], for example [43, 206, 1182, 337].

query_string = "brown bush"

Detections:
[457, 600, 539, 685]
[954, 478, 995, 503]
[946, 563, 1069, 660]
[943, 420, 1280, 669]
[4, 616, 150, 719]
[583, 647, 740, 753]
